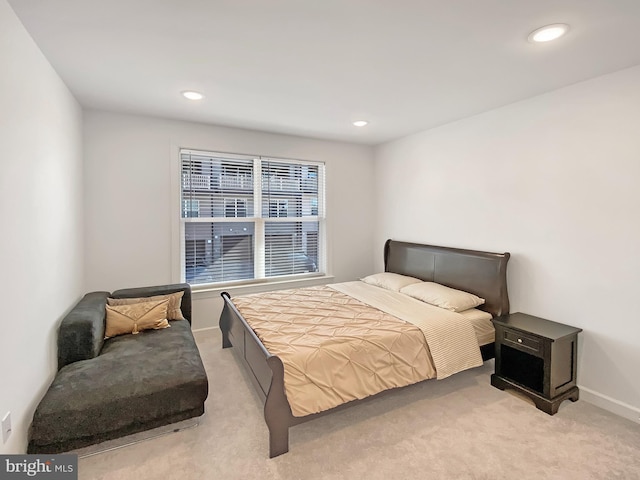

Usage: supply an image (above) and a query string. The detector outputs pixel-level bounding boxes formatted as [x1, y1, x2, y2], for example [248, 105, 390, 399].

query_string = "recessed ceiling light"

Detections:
[181, 90, 204, 100]
[353, 120, 368, 127]
[528, 24, 570, 43]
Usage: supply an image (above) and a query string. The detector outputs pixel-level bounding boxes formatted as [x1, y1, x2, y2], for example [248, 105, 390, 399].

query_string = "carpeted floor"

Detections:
[76, 328, 640, 480]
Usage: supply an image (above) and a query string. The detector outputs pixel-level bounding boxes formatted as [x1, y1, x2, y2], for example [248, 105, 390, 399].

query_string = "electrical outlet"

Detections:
[2, 412, 11, 443]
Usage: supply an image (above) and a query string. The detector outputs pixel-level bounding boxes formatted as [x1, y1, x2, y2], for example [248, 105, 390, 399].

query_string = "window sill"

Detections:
[191, 274, 336, 299]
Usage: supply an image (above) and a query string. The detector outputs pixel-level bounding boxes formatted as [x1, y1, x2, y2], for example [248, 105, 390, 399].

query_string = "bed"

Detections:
[219, 239, 510, 457]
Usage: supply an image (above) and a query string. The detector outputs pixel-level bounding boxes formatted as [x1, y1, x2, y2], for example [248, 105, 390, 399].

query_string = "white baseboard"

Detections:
[579, 385, 640, 424]
[192, 326, 218, 333]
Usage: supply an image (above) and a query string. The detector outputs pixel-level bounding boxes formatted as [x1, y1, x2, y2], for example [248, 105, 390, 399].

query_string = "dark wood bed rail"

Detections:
[221, 292, 323, 456]
[221, 292, 294, 457]
[220, 240, 510, 457]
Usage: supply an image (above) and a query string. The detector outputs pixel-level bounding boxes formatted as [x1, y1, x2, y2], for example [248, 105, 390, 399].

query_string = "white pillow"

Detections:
[399, 282, 485, 312]
[458, 308, 493, 322]
[361, 272, 422, 292]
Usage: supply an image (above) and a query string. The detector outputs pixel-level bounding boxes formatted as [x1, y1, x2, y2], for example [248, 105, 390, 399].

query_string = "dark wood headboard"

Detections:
[384, 239, 510, 317]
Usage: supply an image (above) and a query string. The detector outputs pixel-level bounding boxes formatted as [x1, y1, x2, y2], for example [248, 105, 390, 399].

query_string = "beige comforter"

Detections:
[232, 282, 483, 417]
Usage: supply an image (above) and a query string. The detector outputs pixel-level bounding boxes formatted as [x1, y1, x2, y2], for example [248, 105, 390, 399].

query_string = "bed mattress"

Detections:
[232, 282, 489, 417]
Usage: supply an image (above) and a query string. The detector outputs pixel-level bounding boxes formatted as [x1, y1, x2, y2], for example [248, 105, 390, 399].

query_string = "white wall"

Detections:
[83, 111, 376, 329]
[374, 65, 640, 422]
[0, 0, 84, 453]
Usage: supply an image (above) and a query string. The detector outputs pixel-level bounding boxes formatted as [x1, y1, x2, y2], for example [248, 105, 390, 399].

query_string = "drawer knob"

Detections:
[517, 338, 523, 343]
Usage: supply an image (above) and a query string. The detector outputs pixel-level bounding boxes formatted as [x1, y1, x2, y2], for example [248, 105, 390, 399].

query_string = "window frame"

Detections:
[177, 149, 326, 288]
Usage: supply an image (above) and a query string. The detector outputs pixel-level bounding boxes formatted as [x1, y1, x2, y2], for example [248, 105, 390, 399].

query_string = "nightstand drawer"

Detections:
[503, 329, 541, 354]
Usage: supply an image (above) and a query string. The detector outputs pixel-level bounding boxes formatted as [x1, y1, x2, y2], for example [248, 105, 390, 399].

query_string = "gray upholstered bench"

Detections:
[28, 284, 208, 454]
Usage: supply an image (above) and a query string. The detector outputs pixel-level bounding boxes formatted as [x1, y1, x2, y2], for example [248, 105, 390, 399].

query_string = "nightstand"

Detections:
[490, 312, 582, 415]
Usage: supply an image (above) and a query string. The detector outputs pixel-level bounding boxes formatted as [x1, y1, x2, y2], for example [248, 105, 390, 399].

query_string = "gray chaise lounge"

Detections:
[28, 283, 209, 454]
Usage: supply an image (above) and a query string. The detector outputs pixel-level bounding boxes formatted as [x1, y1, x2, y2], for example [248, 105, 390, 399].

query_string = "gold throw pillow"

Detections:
[105, 298, 170, 338]
[107, 291, 186, 321]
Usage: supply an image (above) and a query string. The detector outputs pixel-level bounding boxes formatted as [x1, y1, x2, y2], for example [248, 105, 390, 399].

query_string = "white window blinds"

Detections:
[180, 149, 325, 286]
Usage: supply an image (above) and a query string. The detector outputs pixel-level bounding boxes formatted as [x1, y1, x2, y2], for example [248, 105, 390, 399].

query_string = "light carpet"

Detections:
[76, 328, 640, 480]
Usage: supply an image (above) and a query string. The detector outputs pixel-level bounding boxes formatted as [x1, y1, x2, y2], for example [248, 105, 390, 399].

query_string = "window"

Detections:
[224, 198, 247, 218]
[180, 149, 325, 286]
[269, 199, 288, 218]
[182, 199, 200, 218]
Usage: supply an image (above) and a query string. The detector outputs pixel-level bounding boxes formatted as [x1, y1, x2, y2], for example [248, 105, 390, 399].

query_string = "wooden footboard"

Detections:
[220, 292, 295, 457]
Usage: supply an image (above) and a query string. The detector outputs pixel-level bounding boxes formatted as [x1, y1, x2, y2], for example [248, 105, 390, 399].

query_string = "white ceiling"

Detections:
[8, 0, 640, 145]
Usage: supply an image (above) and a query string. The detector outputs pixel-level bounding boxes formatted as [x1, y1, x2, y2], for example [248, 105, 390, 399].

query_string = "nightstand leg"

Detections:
[490, 374, 506, 390]
[535, 387, 580, 415]
[491, 375, 580, 415]
[535, 398, 559, 415]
